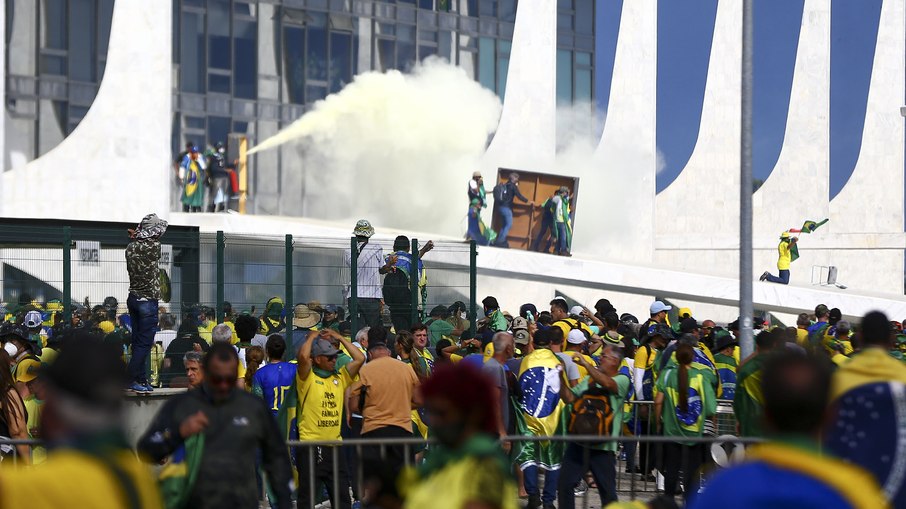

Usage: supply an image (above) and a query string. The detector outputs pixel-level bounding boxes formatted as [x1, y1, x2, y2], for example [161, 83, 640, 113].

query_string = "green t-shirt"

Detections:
[428, 319, 455, 347]
[734, 354, 765, 437]
[656, 366, 717, 445]
[566, 373, 630, 452]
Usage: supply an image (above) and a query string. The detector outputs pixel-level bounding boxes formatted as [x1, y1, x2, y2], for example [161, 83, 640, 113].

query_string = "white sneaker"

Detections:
[656, 470, 665, 491]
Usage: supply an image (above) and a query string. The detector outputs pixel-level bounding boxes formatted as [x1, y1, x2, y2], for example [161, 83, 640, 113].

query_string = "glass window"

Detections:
[497, 40, 510, 100]
[557, 13, 573, 31]
[576, 52, 591, 66]
[306, 85, 327, 102]
[185, 116, 206, 129]
[556, 49, 572, 104]
[41, 0, 67, 50]
[477, 37, 495, 92]
[234, 19, 257, 99]
[397, 40, 416, 70]
[208, 116, 231, 146]
[499, 0, 517, 22]
[180, 11, 205, 93]
[575, 68, 591, 103]
[479, 0, 496, 17]
[208, 0, 231, 70]
[69, 0, 95, 82]
[329, 32, 352, 92]
[418, 0, 434, 8]
[208, 73, 231, 94]
[419, 29, 438, 42]
[419, 45, 437, 60]
[377, 38, 395, 71]
[40, 55, 67, 75]
[398, 25, 416, 42]
[575, 0, 593, 34]
[465, 0, 479, 17]
[307, 24, 328, 81]
[98, 0, 114, 56]
[437, 31, 453, 60]
[283, 26, 305, 104]
[558, 0, 572, 9]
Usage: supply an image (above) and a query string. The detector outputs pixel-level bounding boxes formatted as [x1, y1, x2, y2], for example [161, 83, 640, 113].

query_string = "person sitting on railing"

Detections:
[690, 351, 889, 509]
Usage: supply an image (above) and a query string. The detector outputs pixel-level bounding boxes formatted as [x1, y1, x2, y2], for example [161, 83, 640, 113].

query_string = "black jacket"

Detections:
[138, 385, 293, 509]
[496, 181, 529, 207]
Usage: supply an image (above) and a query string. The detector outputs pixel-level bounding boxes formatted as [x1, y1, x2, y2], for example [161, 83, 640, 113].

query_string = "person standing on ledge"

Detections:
[492, 172, 533, 248]
[760, 231, 797, 285]
[126, 213, 167, 394]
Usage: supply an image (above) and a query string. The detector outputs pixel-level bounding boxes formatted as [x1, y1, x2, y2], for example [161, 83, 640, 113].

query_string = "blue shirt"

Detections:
[253, 362, 297, 417]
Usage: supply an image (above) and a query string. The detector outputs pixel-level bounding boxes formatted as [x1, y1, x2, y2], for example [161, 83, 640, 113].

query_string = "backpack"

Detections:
[493, 183, 511, 203]
[569, 386, 615, 437]
[382, 269, 411, 306]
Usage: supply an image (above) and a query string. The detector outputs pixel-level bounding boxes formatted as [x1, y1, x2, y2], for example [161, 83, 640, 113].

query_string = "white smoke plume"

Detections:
[249, 58, 502, 235]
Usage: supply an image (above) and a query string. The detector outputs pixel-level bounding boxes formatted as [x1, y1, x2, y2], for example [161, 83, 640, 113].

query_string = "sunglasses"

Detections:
[323, 354, 338, 361]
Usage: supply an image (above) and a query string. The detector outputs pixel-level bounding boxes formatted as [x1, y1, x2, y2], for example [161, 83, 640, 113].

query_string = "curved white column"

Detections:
[753, 0, 829, 236]
[579, 0, 656, 262]
[480, 0, 557, 172]
[1, 0, 172, 222]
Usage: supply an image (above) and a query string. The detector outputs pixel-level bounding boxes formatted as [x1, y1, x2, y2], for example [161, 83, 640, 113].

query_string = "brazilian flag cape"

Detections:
[514, 348, 566, 470]
[550, 197, 573, 250]
[159, 435, 205, 509]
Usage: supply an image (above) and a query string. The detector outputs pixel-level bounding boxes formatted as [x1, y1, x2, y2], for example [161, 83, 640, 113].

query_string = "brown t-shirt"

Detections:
[351, 356, 419, 435]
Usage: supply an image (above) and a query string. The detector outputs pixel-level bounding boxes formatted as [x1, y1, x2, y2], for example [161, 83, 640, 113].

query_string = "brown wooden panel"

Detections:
[490, 168, 579, 252]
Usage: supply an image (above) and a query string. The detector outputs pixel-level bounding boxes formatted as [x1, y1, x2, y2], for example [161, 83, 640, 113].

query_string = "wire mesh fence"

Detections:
[0, 219, 477, 387]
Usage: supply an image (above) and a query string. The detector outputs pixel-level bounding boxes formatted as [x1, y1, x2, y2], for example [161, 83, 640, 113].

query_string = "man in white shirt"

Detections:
[344, 219, 396, 328]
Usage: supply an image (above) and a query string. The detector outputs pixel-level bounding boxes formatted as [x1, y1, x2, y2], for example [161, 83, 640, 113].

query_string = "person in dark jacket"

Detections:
[138, 342, 293, 509]
[493, 172, 532, 248]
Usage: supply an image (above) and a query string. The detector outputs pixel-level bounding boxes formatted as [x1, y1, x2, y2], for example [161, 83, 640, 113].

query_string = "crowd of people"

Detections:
[173, 141, 239, 213]
[1, 214, 905, 509]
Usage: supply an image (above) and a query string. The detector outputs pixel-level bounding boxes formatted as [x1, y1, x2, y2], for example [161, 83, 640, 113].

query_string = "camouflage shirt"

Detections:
[126, 238, 161, 300]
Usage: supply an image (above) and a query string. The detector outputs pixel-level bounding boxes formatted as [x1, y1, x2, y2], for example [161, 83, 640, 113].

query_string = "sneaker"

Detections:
[573, 480, 588, 496]
[526, 495, 541, 509]
[127, 382, 150, 394]
[141, 382, 155, 393]
[759, 271, 770, 281]
[656, 470, 665, 491]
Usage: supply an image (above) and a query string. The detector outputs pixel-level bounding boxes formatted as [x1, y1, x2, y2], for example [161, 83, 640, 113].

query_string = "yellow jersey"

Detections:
[296, 367, 353, 440]
[777, 241, 792, 270]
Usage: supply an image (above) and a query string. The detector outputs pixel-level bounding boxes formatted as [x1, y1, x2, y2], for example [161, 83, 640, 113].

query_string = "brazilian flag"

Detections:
[789, 218, 828, 263]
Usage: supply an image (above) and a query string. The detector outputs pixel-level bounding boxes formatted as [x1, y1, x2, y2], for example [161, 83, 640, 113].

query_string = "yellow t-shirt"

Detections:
[777, 241, 792, 270]
[0, 449, 163, 509]
[198, 322, 214, 344]
[796, 328, 809, 346]
[574, 353, 597, 379]
[296, 367, 353, 440]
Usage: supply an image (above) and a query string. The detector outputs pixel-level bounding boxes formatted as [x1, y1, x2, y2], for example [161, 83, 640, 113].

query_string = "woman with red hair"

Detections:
[402, 362, 517, 509]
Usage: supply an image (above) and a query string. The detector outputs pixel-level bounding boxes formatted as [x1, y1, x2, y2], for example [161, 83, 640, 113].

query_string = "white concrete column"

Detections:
[578, 0, 656, 263]
[480, 0, 557, 173]
[654, 0, 742, 273]
[1, 0, 173, 222]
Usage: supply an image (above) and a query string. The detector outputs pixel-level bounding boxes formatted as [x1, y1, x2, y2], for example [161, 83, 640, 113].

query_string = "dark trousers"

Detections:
[555, 222, 568, 254]
[389, 305, 412, 334]
[531, 216, 554, 252]
[662, 442, 704, 503]
[296, 445, 351, 509]
[356, 298, 382, 328]
[557, 445, 617, 509]
[523, 465, 559, 504]
[343, 415, 363, 499]
[765, 269, 790, 284]
[361, 425, 412, 500]
[126, 293, 158, 384]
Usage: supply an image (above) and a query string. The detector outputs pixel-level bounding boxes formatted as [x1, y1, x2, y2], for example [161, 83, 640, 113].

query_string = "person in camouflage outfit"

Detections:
[126, 213, 167, 393]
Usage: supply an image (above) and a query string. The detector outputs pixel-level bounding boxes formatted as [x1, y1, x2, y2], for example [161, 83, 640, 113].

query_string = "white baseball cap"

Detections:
[650, 301, 672, 315]
[567, 329, 587, 345]
[569, 305, 585, 317]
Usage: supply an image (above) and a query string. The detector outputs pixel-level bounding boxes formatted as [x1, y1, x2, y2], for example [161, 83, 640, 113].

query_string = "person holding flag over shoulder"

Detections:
[760, 231, 798, 285]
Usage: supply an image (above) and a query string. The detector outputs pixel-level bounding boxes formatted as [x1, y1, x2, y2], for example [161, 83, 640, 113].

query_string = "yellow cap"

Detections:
[483, 342, 495, 361]
[677, 307, 693, 319]
[780, 231, 791, 239]
[15, 358, 41, 383]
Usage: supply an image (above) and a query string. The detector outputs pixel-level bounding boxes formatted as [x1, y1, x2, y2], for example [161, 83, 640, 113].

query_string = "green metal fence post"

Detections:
[470, 240, 477, 338]
[216, 231, 225, 323]
[410, 238, 419, 325]
[62, 226, 72, 323]
[350, 237, 359, 335]
[286, 234, 294, 327]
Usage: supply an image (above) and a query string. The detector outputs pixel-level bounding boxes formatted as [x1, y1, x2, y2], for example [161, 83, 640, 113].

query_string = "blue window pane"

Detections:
[208, 73, 231, 94]
[398, 25, 416, 42]
[419, 0, 434, 8]
[419, 45, 437, 60]
[208, 116, 231, 146]
[377, 38, 395, 71]
[479, 0, 497, 17]
[234, 19, 257, 99]
[557, 13, 573, 31]
[556, 49, 572, 104]
[466, 0, 479, 17]
[208, 0, 231, 70]
[497, 56, 508, 100]
[575, 68, 591, 103]
[437, 31, 453, 61]
[42, 0, 67, 50]
[575, 0, 593, 34]
[40, 55, 67, 75]
[499, 0, 517, 22]
[180, 12, 205, 93]
[576, 51, 591, 66]
[398, 40, 416, 70]
[307, 25, 328, 80]
[306, 85, 327, 103]
[329, 32, 352, 92]
[98, 0, 114, 56]
[478, 37, 495, 91]
[283, 26, 305, 104]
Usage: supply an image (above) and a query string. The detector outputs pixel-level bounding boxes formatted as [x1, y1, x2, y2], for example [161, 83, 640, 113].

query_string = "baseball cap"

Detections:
[511, 316, 528, 331]
[472, 171, 482, 178]
[569, 305, 585, 317]
[567, 329, 587, 345]
[513, 329, 530, 346]
[679, 318, 700, 334]
[714, 330, 738, 352]
[24, 310, 43, 329]
[14, 358, 41, 383]
[324, 304, 338, 314]
[649, 324, 674, 339]
[649, 301, 671, 315]
[620, 313, 639, 324]
[677, 307, 693, 320]
[311, 339, 340, 358]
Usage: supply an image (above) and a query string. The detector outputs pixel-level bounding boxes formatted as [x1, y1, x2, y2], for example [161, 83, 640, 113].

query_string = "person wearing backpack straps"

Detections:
[556, 345, 631, 509]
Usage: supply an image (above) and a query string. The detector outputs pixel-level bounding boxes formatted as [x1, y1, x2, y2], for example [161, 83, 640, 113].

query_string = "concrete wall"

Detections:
[1, 0, 172, 224]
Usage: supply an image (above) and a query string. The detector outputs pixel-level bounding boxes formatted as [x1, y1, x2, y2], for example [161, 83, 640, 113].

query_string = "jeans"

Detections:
[496, 206, 513, 247]
[531, 217, 554, 252]
[558, 445, 617, 509]
[765, 269, 790, 284]
[127, 293, 158, 384]
[662, 442, 704, 504]
[467, 217, 490, 246]
[555, 222, 568, 254]
[523, 465, 559, 504]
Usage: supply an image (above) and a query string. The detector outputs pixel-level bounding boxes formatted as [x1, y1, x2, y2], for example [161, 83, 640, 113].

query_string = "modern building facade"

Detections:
[4, 0, 596, 215]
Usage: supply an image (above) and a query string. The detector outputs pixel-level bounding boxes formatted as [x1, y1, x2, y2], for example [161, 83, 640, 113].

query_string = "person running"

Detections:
[760, 231, 798, 284]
